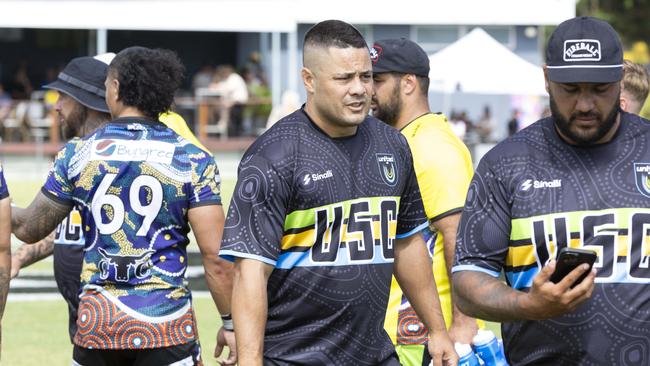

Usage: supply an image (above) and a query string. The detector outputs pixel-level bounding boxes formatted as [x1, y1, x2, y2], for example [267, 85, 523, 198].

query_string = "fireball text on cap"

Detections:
[563, 40, 601, 62]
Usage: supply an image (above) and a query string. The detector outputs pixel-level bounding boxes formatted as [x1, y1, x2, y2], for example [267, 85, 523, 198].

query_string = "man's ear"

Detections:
[302, 67, 315, 95]
[108, 77, 120, 102]
[620, 94, 628, 112]
[401, 74, 418, 96]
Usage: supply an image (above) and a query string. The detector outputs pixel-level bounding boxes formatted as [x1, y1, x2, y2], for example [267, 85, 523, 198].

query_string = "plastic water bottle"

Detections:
[472, 330, 509, 366]
[455, 342, 481, 366]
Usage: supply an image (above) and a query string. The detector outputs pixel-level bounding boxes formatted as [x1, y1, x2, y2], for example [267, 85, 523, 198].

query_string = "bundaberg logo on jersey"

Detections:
[634, 163, 650, 198]
[376, 153, 398, 186]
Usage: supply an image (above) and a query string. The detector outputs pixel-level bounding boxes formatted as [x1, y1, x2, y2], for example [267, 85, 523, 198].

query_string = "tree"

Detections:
[577, 0, 650, 47]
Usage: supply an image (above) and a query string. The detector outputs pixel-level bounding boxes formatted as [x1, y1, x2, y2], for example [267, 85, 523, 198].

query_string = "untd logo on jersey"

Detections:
[91, 139, 175, 164]
[376, 153, 397, 186]
[634, 163, 650, 198]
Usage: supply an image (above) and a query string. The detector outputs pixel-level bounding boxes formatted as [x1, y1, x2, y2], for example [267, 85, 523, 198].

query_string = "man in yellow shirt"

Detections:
[371, 38, 478, 366]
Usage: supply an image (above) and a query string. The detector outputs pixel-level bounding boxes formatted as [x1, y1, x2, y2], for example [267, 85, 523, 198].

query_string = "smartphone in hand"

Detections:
[549, 247, 597, 287]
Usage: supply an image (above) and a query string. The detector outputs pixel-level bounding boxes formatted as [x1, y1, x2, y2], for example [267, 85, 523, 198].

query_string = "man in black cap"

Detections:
[371, 38, 478, 366]
[453, 16, 650, 364]
[11, 53, 114, 344]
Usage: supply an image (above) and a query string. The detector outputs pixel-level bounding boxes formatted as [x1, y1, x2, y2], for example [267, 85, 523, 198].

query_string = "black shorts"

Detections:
[72, 341, 201, 366]
[53, 244, 84, 342]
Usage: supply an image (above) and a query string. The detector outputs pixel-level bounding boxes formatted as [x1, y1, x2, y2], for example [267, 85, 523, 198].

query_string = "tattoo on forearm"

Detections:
[14, 233, 55, 268]
[0, 260, 10, 319]
[455, 272, 527, 322]
[14, 194, 70, 243]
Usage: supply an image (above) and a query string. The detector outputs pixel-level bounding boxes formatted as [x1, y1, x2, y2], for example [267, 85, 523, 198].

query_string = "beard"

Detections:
[550, 91, 620, 146]
[372, 82, 402, 126]
[61, 103, 87, 140]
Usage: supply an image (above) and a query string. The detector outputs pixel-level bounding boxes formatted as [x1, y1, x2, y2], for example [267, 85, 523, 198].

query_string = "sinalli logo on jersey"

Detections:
[563, 39, 601, 62]
[634, 163, 650, 198]
[301, 170, 333, 187]
[91, 140, 175, 164]
[521, 178, 562, 191]
[376, 153, 397, 186]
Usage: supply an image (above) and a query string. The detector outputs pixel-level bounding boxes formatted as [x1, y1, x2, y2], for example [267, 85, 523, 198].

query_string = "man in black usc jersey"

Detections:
[220, 20, 457, 366]
[453, 16, 650, 366]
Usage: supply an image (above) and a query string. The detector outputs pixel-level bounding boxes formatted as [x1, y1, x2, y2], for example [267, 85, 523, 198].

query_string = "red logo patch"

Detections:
[370, 45, 382, 64]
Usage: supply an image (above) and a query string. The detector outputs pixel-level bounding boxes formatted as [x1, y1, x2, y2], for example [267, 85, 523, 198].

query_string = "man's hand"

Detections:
[427, 330, 458, 366]
[522, 260, 596, 320]
[215, 327, 237, 366]
[447, 313, 478, 344]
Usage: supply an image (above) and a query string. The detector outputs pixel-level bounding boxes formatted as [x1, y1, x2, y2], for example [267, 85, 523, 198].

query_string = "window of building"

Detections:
[411, 25, 460, 53]
[411, 25, 516, 53]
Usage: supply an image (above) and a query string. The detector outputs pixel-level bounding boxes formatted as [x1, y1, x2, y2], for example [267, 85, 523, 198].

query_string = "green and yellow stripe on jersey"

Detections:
[505, 207, 650, 288]
[276, 196, 407, 269]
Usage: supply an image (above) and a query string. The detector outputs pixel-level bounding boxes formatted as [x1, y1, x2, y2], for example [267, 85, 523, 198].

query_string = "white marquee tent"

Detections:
[428, 27, 548, 96]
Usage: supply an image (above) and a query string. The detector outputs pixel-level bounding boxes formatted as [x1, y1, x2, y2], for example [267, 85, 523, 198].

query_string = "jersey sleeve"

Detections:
[412, 131, 473, 221]
[189, 153, 222, 208]
[396, 141, 428, 238]
[0, 165, 9, 200]
[219, 154, 291, 265]
[452, 158, 512, 277]
[41, 142, 75, 204]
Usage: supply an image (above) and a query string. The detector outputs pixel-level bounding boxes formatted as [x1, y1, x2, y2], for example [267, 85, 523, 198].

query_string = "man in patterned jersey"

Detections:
[370, 38, 479, 366]
[0, 165, 11, 359]
[453, 16, 650, 365]
[12, 46, 235, 366]
[219, 20, 457, 366]
[11, 53, 114, 344]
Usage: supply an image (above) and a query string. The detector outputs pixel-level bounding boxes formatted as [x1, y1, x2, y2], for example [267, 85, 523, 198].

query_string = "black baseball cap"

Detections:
[546, 16, 623, 84]
[44, 53, 115, 113]
[371, 38, 430, 77]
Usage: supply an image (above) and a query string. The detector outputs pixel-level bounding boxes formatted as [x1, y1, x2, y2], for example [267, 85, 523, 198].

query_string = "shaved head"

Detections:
[300, 20, 372, 138]
[303, 20, 367, 69]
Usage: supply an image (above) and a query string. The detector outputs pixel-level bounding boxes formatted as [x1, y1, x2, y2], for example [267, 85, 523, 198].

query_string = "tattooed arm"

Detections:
[10, 232, 55, 278]
[12, 191, 71, 244]
[0, 197, 11, 352]
[452, 262, 596, 322]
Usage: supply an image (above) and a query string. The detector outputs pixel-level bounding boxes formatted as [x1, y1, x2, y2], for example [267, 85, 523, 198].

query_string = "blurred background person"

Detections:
[507, 108, 521, 136]
[475, 105, 496, 143]
[620, 59, 650, 114]
[210, 65, 248, 137]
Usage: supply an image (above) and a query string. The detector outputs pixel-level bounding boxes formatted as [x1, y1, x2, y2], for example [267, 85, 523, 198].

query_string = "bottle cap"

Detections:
[455, 342, 474, 357]
[472, 329, 496, 346]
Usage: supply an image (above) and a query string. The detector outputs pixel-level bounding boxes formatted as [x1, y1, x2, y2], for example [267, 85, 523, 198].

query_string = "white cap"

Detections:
[472, 329, 497, 346]
[94, 52, 116, 65]
[454, 342, 474, 357]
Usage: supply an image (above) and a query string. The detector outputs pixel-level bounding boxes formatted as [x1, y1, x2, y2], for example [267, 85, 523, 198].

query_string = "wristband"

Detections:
[221, 313, 234, 331]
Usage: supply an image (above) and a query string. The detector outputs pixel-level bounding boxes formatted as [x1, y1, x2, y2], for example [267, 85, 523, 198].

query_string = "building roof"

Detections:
[0, 0, 576, 32]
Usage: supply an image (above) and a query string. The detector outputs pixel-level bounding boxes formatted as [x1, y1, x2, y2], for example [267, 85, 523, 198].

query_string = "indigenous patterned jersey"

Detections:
[385, 113, 474, 347]
[220, 108, 427, 366]
[0, 164, 8, 200]
[43, 117, 221, 350]
[454, 113, 650, 365]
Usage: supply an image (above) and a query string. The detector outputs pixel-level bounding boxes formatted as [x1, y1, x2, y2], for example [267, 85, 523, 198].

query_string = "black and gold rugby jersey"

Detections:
[454, 112, 650, 365]
[220, 108, 427, 365]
